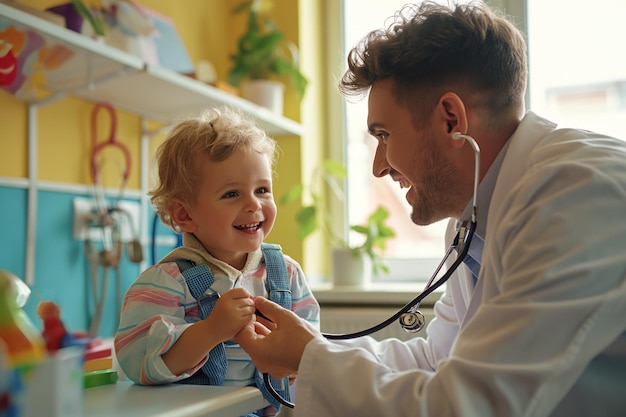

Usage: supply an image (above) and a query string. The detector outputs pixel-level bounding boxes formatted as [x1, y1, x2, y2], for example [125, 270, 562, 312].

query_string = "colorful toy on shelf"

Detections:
[37, 301, 68, 352]
[0, 39, 17, 87]
[0, 339, 17, 416]
[37, 300, 92, 353]
[0, 269, 46, 370]
[84, 340, 112, 361]
[83, 356, 113, 372]
[35, 298, 119, 388]
[84, 368, 118, 388]
[82, 338, 118, 388]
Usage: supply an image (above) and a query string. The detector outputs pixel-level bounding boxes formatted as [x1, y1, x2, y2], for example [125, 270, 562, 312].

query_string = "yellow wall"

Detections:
[1, 91, 27, 178]
[1, 0, 311, 265]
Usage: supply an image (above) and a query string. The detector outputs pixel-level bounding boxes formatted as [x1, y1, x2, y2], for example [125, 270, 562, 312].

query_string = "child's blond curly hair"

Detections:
[149, 106, 277, 232]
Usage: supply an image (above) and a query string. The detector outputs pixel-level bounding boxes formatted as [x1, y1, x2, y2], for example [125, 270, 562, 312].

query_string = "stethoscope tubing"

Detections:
[324, 222, 473, 340]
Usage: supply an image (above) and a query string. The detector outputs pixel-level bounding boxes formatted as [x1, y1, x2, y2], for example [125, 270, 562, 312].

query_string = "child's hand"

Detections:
[205, 288, 255, 342]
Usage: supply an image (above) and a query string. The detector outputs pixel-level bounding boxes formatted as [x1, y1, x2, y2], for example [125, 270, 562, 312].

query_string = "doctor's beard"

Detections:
[408, 139, 467, 226]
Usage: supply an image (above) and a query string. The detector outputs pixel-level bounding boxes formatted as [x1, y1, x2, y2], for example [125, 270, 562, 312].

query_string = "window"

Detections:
[338, 0, 626, 284]
[341, 0, 474, 282]
[526, 0, 626, 139]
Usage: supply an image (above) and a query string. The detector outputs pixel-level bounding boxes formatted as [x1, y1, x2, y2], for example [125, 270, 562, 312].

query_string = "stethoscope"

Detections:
[85, 102, 135, 336]
[264, 132, 481, 409]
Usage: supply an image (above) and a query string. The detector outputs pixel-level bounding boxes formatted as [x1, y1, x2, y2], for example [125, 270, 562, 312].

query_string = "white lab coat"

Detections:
[294, 112, 626, 417]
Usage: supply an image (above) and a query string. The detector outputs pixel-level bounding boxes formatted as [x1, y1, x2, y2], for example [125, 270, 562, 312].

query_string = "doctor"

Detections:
[236, 1, 626, 416]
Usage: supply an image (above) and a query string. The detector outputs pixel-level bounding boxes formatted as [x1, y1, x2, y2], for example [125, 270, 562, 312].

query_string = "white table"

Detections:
[83, 382, 267, 417]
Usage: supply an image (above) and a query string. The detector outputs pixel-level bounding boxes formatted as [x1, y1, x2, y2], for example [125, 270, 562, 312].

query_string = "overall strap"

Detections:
[255, 243, 292, 410]
[175, 260, 227, 386]
[261, 243, 291, 309]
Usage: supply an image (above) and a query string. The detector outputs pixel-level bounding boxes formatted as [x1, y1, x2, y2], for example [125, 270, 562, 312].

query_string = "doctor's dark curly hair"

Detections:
[149, 106, 277, 232]
[339, 1, 527, 129]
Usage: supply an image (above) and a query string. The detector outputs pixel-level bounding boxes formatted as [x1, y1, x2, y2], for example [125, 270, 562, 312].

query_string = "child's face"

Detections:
[184, 147, 277, 267]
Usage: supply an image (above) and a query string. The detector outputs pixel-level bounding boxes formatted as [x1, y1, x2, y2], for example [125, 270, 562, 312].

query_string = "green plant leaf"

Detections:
[296, 206, 317, 240]
[279, 184, 304, 205]
[378, 225, 395, 237]
[71, 0, 105, 36]
[231, 0, 255, 14]
[322, 159, 348, 178]
[227, 1, 308, 99]
[271, 55, 292, 76]
[368, 206, 389, 223]
[277, 159, 396, 275]
[290, 68, 308, 99]
[317, 159, 346, 201]
[255, 33, 285, 53]
[227, 67, 247, 87]
[350, 224, 369, 235]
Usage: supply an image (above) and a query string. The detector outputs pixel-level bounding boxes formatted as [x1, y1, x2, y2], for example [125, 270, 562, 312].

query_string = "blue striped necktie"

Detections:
[462, 233, 484, 284]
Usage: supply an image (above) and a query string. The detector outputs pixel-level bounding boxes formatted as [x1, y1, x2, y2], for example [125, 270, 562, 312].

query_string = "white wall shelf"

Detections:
[1, 2, 303, 285]
[0, 3, 304, 136]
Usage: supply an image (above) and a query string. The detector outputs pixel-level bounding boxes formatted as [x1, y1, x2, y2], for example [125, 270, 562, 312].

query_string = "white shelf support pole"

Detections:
[25, 103, 38, 285]
[140, 117, 151, 271]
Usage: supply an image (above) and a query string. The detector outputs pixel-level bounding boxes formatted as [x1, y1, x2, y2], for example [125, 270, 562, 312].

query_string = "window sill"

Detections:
[310, 282, 440, 307]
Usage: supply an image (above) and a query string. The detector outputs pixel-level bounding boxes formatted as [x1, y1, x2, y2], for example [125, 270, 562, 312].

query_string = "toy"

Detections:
[37, 300, 91, 353]
[37, 301, 68, 352]
[0, 270, 46, 369]
[83, 368, 118, 388]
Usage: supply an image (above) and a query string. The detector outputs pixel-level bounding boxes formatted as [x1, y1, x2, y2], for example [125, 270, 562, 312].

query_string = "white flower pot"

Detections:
[332, 248, 372, 288]
[241, 80, 285, 114]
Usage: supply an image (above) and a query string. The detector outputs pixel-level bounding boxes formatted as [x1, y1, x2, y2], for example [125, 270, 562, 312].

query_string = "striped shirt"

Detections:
[114, 235, 320, 388]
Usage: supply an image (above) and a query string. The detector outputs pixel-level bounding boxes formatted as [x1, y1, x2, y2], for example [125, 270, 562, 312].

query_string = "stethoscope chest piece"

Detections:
[399, 309, 426, 333]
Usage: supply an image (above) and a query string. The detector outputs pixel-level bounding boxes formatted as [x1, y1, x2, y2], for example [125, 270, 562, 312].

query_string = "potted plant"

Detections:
[228, 0, 308, 113]
[280, 160, 395, 285]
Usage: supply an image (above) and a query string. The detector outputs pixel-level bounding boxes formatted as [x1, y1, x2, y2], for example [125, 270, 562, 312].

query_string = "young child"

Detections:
[114, 107, 320, 416]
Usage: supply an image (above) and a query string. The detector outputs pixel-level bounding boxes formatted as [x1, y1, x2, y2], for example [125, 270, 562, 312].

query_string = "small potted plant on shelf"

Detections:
[228, 0, 308, 114]
[54, 0, 105, 37]
[280, 160, 395, 286]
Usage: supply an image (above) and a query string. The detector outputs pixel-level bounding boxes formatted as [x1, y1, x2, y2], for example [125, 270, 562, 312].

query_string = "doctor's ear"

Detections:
[437, 92, 468, 142]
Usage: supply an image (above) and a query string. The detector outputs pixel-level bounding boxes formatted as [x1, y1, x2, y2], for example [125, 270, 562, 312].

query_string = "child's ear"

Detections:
[170, 200, 196, 232]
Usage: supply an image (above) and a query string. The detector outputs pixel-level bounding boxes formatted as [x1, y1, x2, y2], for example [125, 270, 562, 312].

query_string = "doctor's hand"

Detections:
[235, 296, 320, 379]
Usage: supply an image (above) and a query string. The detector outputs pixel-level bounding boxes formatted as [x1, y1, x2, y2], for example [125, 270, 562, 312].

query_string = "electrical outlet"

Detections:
[73, 197, 141, 242]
